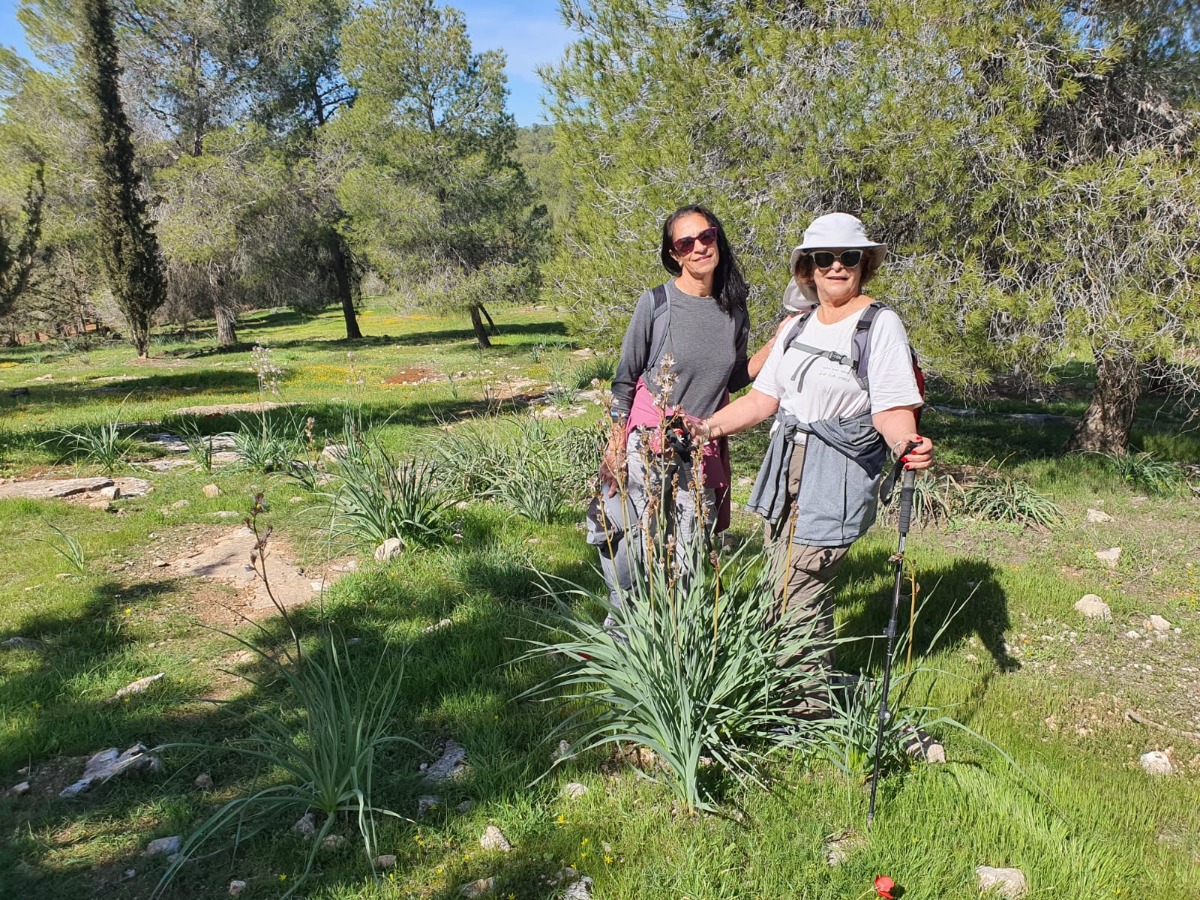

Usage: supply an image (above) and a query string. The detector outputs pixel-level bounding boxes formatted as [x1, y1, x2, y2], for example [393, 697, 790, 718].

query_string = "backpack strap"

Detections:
[645, 283, 671, 374]
[849, 301, 888, 393]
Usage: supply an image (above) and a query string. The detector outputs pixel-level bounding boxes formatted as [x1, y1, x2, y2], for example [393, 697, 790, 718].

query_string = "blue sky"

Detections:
[0, 0, 573, 126]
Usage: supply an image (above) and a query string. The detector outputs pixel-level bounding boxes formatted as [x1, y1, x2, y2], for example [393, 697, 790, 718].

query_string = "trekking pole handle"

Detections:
[898, 466, 917, 534]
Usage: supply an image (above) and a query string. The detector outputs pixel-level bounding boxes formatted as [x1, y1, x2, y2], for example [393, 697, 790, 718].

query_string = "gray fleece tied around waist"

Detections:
[746, 411, 887, 548]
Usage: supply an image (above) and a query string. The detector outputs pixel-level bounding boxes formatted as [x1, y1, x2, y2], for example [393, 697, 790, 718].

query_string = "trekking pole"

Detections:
[867, 445, 918, 829]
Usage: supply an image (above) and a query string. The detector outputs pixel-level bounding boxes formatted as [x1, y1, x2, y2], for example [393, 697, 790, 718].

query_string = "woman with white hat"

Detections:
[688, 212, 934, 716]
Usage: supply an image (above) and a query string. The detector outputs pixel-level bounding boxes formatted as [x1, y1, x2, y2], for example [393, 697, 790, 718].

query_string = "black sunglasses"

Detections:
[807, 249, 864, 269]
[671, 225, 719, 256]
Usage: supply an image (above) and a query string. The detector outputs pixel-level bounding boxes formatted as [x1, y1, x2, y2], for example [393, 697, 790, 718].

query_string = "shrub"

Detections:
[961, 473, 1063, 528]
[1097, 450, 1183, 495]
[49, 418, 129, 474]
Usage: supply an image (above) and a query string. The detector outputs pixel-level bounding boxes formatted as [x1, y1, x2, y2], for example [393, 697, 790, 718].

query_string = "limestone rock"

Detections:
[373, 854, 397, 870]
[976, 865, 1028, 898]
[418, 795, 440, 816]
[112, 672, 165, 701]
[563, 782, 588, 800]
[564, 877, 594, 900]
[456, 800, 475, 813]
[100, 486, 121, 501]
[480, 825, 511, 852]
[374, 537, 404, 562]
[1095, 547, 1122, 567]
[824, 831, 865, 867]
[292, 811, 316, 838]
[424, 618, 452, 633]
[423, 740, 467, 783]
[1, 636, 43, 651]
[1085, 508, 1114, 523]
[322, 834, 346, 850]
[145, 835, 182, 857]
[203, 484, 221, 499]
[194, 772, 213, 790]
[1146, 615, 1171, 633]
[229, 881, 247, 896]
[1074, 595, 1112, 621]
[1140, 750, 1174, 776]
[459, 877, 496, 898]
[7, 781, 30, 797]
[60, 744, 160, 798]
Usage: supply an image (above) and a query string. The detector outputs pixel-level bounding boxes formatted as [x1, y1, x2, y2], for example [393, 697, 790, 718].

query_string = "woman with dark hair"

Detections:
[593, 205, 775, 607]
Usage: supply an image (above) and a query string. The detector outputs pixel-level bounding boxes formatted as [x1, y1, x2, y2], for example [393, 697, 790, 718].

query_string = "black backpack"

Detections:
[779, 301, 925, 422]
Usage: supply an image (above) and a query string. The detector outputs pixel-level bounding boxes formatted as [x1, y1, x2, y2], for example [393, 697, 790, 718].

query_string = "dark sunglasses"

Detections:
[671, 225, 719, 256]
[807, 249, 863, 269]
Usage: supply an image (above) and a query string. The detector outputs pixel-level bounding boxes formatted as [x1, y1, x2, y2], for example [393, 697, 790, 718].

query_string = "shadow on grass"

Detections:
[0, 512, 595, 899]
[0, 369, 261, 415]
[835, 549, 1015, 674]
[264, 319, 571, 354]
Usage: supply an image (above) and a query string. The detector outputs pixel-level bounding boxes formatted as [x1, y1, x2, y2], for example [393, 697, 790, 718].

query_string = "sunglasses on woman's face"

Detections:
[808, 249, 863, 269]
[671, 225, 719, 256]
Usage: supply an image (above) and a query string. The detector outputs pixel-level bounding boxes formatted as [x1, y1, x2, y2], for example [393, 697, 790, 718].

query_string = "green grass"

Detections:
[0, 300, 1197, 899]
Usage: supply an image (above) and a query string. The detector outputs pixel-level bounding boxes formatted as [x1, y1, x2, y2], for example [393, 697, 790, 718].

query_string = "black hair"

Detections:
[659, 204, 749, 316]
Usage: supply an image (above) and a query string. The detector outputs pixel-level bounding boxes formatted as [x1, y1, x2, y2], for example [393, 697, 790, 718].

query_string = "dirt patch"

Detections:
[172, 401, 296, 417]
[385, 366, 441, 385]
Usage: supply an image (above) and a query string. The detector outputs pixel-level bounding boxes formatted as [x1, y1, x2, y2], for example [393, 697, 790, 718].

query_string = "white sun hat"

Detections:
[787, 212, 887, 305]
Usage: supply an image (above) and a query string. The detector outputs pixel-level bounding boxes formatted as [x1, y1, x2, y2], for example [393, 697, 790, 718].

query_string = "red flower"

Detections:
[874, 875, 897, 899]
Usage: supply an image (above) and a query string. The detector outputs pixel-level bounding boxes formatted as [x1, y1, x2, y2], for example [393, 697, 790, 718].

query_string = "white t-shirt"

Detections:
[755, 305, 922, 429]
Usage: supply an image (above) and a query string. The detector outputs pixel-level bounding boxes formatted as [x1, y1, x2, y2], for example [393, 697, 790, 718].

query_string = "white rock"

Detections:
[1125, 630, 1140, 639]
[1140, 750, 1174, 776]
[321, 834, 346, 850]
[564, 876, 594, 899]
[144, 835, 182, 857]
[170, 499, 190, 510]
[194, 772, 213, 789]
[976, 865, 1028, 898]
[424, 741, 467, 783]
[1146, 615, 1171, 632]
[292, 811, 316, 837]
[1086, 508, 1114, 523]
[373, 854, 397, 870]
[228, 881, 247, 896]
[460, 877, 496, 898]
[203, 484, 221, 498]
[1095, 547, 1122, 567]
[563, 782, 588, 800]
[374, 537, 404, 562]
[60, 744, 160, 798]
[153, 559, 168, 568]
[8, 781, 30, 797]
[1073, 595, 1112, 621]
[424, 618, 453, 633]
[480, 825, 511, 852]
[100, 486, 121, 501]
[113, 672, 166, 700]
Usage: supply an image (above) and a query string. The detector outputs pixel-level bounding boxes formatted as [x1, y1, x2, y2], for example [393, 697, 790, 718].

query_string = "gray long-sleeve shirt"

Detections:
[611, 281, 751, 420]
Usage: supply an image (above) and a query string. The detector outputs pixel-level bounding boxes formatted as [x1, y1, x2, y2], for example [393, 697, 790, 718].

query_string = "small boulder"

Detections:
[202, 484, 221, 499]
[456, 799, 475, 814]
[229, 881, 247, 896]
[1095, 547, 1122, 568]
[145, 835, 182, 857]
[322, 834, 346, 851]
[563, 782, 588, 800]
[7, 781, 30, 797]
[480, 825, 511, 852]
[374, 537, 404, 562]
[423, 740, 467, 783]
[99, 485, 121, 501]
[1140, 750, 1173, 776]
[60, 744, 160, 798]
[564, 877, 594, 900]
[976, 865, 1028, 898]
[1085, 508, 1114, 523]
[1074, 595, 1112, 621]
[194, 772, 213, 790]
[460, 877, 496, 898]
[1146, 615, 1171, 633]
[418, 795, 440, 816]
[373, 854, 397, 871]
[292, 811, 316, 838]
[113, 672, 166, 701]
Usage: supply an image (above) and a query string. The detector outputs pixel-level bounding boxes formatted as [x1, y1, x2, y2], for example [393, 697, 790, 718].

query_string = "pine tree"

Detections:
[0, 161, 45, 320]
[77, 0, 166, 358]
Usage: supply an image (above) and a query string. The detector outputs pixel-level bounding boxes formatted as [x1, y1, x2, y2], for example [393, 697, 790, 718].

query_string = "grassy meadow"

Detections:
[0, 299, 1197, 899]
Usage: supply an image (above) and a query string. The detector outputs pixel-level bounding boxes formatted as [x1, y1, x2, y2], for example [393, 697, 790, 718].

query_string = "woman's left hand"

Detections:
[897, 434, 934, 470]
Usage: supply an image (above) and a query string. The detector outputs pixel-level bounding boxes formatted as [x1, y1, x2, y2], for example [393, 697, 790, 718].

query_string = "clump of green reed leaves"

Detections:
[1096, 450, 1183, 495]
[154, 493, 419, 899]
[433, 416, 602, 524]
[961, 472, 1064, 528]
[175, 417, 224, 473]
[49, 417, 130, 474]
[322, 436, 452, 550]
[36, 521, 86, 574]
[572, 355, 616, 390]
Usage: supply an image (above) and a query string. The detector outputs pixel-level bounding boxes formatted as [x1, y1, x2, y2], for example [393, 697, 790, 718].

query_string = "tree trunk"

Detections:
[1066, 351, 1140, 455]
[480, 302, 499, 335]
[331, 236, 362, 340]
[469, 303, 492, 348]
[214, 300, 238, 348]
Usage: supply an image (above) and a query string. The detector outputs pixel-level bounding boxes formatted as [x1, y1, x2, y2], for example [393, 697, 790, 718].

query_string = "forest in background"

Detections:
[1, 0, 1199, 453]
